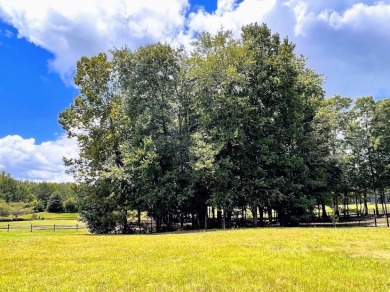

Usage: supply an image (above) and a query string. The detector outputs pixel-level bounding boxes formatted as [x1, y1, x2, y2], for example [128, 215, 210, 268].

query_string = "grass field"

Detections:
[0, 212, 85, 230]
[0, 227, 389, 291]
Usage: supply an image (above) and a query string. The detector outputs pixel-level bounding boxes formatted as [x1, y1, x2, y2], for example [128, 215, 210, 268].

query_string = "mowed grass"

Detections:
[0, 228, 389, 291]
[0, 212, 85, 229]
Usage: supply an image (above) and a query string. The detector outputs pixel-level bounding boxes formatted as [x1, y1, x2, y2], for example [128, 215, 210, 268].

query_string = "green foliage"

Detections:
[0, 199, 33, 219]
[0, 199, 10, 217]
[64, 198, 78, 213]
[32, 199, 45, 212]
[0, 171, 18, 202]
[58, 22, 390, 233]
[7, 202, 33, 219]
[46, 192, 64, 213]
[0, 173, 77, 215]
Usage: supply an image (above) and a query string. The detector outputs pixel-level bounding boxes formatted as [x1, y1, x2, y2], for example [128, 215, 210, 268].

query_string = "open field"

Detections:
[0, 212, 85, 231]
[322, 203, 390, 214]
[0, 228, 389, 291]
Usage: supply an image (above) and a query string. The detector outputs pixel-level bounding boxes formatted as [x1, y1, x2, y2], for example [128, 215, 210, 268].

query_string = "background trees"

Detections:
[0, 171, 78, 216]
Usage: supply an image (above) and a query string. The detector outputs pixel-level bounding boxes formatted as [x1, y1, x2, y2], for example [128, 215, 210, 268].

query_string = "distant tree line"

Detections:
[0, 171, 78, 218]
[59, 23, 390, 234]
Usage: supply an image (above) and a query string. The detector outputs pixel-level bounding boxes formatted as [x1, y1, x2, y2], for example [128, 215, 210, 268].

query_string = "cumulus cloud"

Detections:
[0, 0, 189, 83]
[188, 0, 277, 37]
[1, 0, 389, 98]
[280, 0, 390, 98]
[322, 2, 390, 37]
[0, 135, 78, 182]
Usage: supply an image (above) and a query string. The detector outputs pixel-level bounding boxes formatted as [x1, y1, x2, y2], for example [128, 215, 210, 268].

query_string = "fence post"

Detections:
[30, 224, 32, 232]
[374, 210, 377, 227]
[54, 224, 56, 231]
[76, 224, 78, 231]
[7, 224, 9, 232]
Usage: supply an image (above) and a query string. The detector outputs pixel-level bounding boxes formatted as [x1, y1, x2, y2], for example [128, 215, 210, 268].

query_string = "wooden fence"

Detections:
[0, 224, 86, 232]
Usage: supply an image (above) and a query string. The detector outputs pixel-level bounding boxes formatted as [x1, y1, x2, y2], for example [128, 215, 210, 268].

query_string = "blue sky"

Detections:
[0, 21, 77, 143]
[0, 0, 389, 181]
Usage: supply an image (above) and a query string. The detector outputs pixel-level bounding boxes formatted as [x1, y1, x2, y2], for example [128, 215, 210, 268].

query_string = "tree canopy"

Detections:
[59, 23, 390, 233]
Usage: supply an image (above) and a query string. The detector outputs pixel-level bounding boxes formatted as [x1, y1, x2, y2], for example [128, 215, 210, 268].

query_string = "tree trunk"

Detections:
[197, 205, 207, 230]
[334, 195, 339, 217]
[363, 190, 368, 215]
[278, 209, 286, 227]
[204, 208, 208, 230]
[317, 203, 321, 219]
[343, 191, 347, 218]
[259, 206, 264, 226]
[267, 207, 272, 223]
[137, 209, 141, 229]
[217, 209, 222, 228]
[123, 209, 128, 234]
[156, 215, 161, 233]
[321, 203, 327, 218]
[373, 188, 379, 216]
[167, 213, 172, 231]
[380, 188, 386, 215]
[383, 190, 389, 227]
[226, 210, 232, 228]
[252, 206, 258, 227]
[241, 207, 245, 227]
[222, 210, 226, 229]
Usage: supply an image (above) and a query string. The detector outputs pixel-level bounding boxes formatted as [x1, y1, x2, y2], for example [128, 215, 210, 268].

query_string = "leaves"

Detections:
[59, 23, 390, 232]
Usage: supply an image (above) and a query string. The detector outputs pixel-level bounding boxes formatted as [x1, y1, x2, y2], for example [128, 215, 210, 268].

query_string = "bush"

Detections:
[64, 199, 78, 213]
[31, 213, 39, 220]
[46, 192, 64, 213]
[32, 200, 45, 212]
[0, 199, 10, 217]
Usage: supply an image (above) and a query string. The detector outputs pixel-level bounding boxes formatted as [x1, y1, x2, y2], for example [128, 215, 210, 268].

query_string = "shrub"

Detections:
[64, 199, 78, 213]
[46, 192, 64, 213]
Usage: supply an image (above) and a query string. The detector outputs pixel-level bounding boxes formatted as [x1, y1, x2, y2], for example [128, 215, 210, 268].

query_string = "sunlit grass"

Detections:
[20, 212, 80, 220]
[0, 212, 84, 230]
[0, 228, 389, 291]
[317, 203, 390, 215]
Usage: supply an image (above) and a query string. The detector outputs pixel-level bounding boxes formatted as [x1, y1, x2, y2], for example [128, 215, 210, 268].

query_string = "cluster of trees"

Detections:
[317, 95, 390, 218]
[59, 23, 390, 234]
[0, 171, 78, 218]
[0, 200, 33, 220]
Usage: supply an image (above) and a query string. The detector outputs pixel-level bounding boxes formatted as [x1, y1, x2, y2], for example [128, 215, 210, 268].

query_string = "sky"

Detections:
[0, 0, 389, 182]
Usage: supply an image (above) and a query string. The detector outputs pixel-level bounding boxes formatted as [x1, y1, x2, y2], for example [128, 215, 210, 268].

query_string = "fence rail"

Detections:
[0, 224, 86, 232]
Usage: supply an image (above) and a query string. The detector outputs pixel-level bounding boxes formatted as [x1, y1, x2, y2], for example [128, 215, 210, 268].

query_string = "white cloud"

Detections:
[278, 1, 390, 98]
[283, 0, 313, 36]
[0, 135, 78, 182]
[2, 28, 12, 37]
[0, 0, 189, 83]
[0, 0, 389, 98]
[323, 2, 390, 37]
[188, 0, 277, 37]
[0, 0, 277, 81]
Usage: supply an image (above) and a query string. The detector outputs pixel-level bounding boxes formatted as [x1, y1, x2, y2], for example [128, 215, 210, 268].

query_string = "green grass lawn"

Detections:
[0, 228, 389, 291]
[0, 212, 84, 230]
[26, 212, 81, 220]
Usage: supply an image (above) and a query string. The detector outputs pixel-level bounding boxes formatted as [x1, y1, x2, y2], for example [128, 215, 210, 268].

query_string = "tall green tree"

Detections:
[347, 97, 380, 214]
[113, 43, 194, 231]
[314, 96, 352, 217]
[59, 53, 131, 232]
